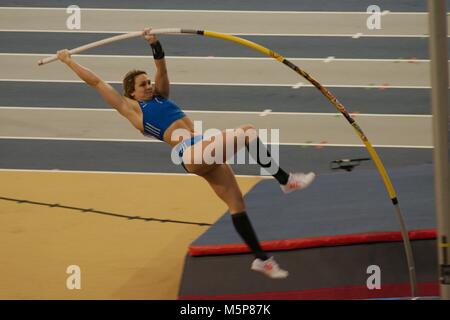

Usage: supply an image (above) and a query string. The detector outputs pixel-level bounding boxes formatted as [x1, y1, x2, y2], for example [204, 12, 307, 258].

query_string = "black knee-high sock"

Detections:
[245, 137, 290, 185]
[231, 211, 269, 261]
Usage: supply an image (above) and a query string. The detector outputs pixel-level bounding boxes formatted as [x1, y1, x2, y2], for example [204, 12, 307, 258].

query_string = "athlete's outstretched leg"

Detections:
[201, 164, 288, 279]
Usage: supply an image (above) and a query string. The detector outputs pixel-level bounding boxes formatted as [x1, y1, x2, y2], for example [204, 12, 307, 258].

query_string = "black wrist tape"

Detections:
[150, 40, 165, 60]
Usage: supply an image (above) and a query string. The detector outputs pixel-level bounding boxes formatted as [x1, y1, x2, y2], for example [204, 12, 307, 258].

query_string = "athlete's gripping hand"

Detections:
[57, 49, 72, 64]
[143, 27, 158, 45]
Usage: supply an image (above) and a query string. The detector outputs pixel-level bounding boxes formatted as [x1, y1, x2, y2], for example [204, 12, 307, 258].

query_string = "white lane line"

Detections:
[0, 7, 430, 14]
[0, 53, 433, 62]
[0, 136, 433, 149]
[0, 79, 433, 89]
[0, 168, 271, 179]
[259, 109, 272, 117]
[0, 106, 433, 117]
[0, 29, 434, 37]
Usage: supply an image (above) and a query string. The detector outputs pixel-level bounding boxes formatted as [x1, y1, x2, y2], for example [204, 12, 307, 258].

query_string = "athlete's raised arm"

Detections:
[143, 27, 170, 98]
[56, 49, 133, 118]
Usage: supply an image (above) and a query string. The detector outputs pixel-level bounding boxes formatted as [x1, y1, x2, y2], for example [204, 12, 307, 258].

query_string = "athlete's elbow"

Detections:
[88, 78, 101, 88]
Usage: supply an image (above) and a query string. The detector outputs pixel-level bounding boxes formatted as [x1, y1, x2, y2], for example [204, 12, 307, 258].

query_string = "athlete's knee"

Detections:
[235, 124, 257, 145]
[240, 124, 256, 136]
[240, 123, 255, 131]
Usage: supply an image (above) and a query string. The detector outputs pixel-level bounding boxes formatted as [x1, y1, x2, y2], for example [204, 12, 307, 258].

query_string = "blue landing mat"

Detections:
[192, 164, 436, 247]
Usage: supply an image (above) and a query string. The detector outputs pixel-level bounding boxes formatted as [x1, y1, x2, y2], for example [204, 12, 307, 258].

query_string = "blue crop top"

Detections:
[138, 96, 186, 141]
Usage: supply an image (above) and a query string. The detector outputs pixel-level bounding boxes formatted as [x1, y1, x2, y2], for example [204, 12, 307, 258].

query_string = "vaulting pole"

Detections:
[38, 27, 419, 297]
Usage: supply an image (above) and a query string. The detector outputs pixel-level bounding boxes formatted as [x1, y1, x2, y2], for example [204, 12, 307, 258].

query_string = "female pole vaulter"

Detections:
[56, 27, 315, 279]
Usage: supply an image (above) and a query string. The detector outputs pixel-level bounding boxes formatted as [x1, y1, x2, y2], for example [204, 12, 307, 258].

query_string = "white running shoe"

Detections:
[251, 257, 289, 279]
[280, 172, 316, 194]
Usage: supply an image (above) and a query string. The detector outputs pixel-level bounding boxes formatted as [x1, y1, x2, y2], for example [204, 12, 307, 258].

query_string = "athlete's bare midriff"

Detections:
[126, 98, 196, 147]
[162, 116, 196, 147]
